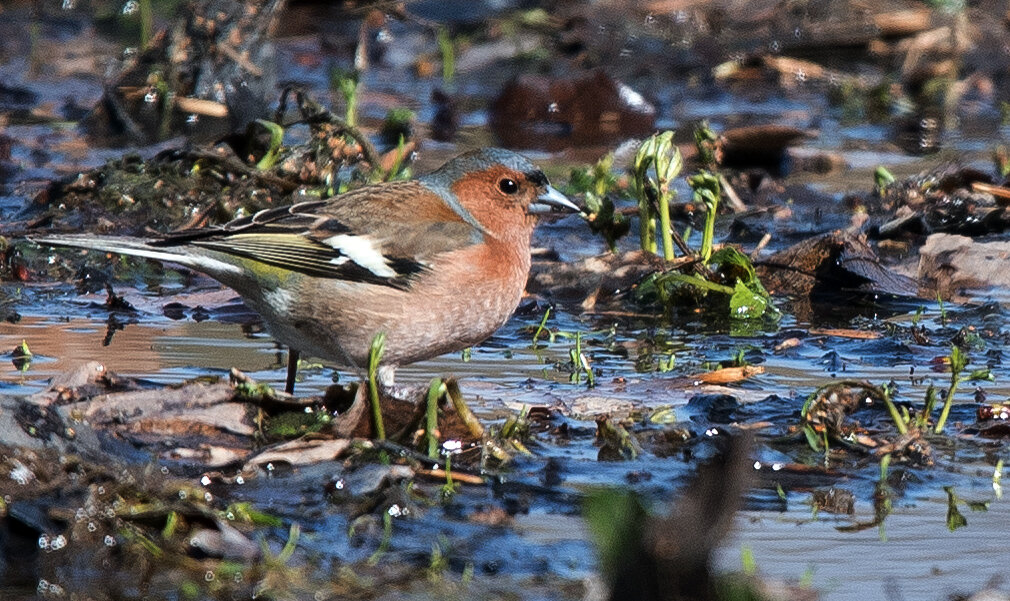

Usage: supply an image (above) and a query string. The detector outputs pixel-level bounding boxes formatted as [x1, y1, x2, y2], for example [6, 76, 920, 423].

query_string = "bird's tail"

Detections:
[33, 234, 203, 270]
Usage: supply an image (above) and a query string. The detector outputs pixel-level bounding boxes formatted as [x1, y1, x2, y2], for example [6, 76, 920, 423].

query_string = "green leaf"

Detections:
[730, 280, 768, 319]
[802, 423, 822, 452]
[253, 119, 284, 170]
[944, 486, 968, 531]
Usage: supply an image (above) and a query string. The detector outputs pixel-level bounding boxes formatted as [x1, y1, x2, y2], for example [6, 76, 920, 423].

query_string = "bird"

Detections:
[35, 147, 580, 394]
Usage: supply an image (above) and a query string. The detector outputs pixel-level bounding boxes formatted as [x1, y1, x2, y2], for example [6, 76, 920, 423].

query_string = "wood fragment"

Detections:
[415, 468, 484, 485]
[692, 365, 765, 385]
[808, 328, 882, 340]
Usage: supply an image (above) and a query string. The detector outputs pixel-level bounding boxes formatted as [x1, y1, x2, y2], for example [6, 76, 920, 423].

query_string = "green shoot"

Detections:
[440, 453, 459, 500]
[532, 307, 552, 348]
[694, 121, 719, 168]
[12, 339, 31, 372]
[934, 345, 993, 433]
[569, 331, 595, 387]
[688, 170, 722, 263]
[632, 131, 683, 259]
[917, 384, 938, 429]
[426, 378, 444, 459]
[254, 120, 285, 170]
[276, 523, 300, 564]
[570, 153, 627, 252]
[876, 454, 893, 541]
[368, 509, 393, 565]
[880, 381, 908, 435]
[943, 486, 987, 532]
[873, 165, 895, 193]
[367, 332, 387, 440]
[331, 68, 360, 126]
[437, 28, 455, 84]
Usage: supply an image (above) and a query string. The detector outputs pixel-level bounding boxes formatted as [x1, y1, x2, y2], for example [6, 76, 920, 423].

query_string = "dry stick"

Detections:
[719, 174, 747, 213]
[186, 149, 301, 192]
[416, 468, 484, 485]
[445, 379, 484, 440]
[750, 232, 773, 260]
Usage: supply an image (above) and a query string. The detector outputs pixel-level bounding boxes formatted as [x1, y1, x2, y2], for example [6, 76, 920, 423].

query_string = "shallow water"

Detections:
[4, 2, 1010, 599]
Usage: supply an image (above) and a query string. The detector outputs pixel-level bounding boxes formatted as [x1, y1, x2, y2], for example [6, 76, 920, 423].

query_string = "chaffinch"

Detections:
[36, 148, 579, 393]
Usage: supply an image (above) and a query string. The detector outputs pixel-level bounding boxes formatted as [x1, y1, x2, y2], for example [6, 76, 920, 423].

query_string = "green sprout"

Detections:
[688, 170, 721, 264]
[254, 119, 285, 170]
[632, 131, 683, 259]
[426, 378, 445, 459]
[437, 27, 456, 84]
[873, 165, 896, 193]
[569, 331, 595, 387]
[934, 345, 993, 433]
[694, 121, 719, 168]
[12, 339, 31, 372]
[367, 332, 387, 440]
[569, 153, 627, 252]
[331, 68, 360, 126]
[531, 306, 552, 348]
[880, 381, 908, 435]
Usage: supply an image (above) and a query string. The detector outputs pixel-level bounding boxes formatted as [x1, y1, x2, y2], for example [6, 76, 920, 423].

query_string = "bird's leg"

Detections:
[285, 348, 300, 395]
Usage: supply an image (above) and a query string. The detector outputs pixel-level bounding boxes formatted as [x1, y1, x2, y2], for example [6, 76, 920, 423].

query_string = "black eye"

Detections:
[498, 178, 519, 194]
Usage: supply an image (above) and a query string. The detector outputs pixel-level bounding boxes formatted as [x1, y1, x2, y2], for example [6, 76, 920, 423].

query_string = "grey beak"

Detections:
[529, 185, 581, 214]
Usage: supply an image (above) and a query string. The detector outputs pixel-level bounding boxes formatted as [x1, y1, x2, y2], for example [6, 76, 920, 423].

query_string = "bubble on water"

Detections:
[201, 475, 211, 486]
[104, 535, 116, 547]
[122, 0, 138, 15]
[235, 475, 245, 485]
[10, 460, 34, 485]
[205, 571, 215, 582]
[50, 535, 66, 551]
[38, 534, 50, 550]
[144, 90, 158, 104]
[178, 489, 188, 500]
[87, 522, 97, 532]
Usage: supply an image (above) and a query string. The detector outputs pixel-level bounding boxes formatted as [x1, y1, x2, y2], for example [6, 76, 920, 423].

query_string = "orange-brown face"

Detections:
[450, 164, 546, 219]
[419, 148, 578, 239]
